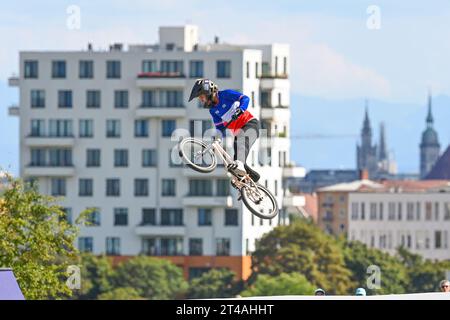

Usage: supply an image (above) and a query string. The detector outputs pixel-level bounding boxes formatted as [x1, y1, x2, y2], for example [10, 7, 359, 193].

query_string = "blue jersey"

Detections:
[209, 90, 254, 136]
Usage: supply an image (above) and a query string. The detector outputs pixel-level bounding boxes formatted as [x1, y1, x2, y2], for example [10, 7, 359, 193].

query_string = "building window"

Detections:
[134, 120, 149, 137]
[379, 202, 384, 220]
[60, 207, 72, 224]
[388, 202, 396, 220]
[370, 203, 377, 220]
[255, 62, 259, 78]
[49, 119, 73, 137]
[78, 237, 93, 253]
[162, 179, 176, 196]
[160, 238, 183, 256]
[24, 60, 38, 78]
[161, 209, 183, 226]
[283, 56, 287, 75]
[142, 238, 157, 255]
[142, 149, 157, 167]
[225, 209, 238, 226]
[79, 178, 93, 197]
[351, 202, 358, 220]
[216, 238, 230, 256]
[262, 62, 270, 76]
[416, 202, 421, 220]
[161, 60, 184, 74]
[141, 208, 156, 225]
[79, 119, 94, 138]
[86, 208, 101, 226]
[47, 149, 72, 166]
[189, 238, 203, 256]
[114, 90, 129, 108]
[86, 149, 100, 167]
[426, 202, 432, 220]
[162, 120, 176, 137]
[407, 202, 414, 221]
[189, 179, 213, 196]
[106, 178, 120, 196]
[30, 119, 45, 137]
[434, 202, 439, 221]
[106, 60, 121, 78]
[50, 178, 66, 196]
[114, 208, 128, 226]
[142, 90, 156, 107]
[86, 90, 101, 108]
[198, 208, 212, 226]
[134, 178, 149, 196]
[251, 91, 255, 108]
[260, 91, 270, 108]
[79, 60, 93, 79]
[114, 149, 128, 167]
[435, 231, 442, 249]
[159, 90, 183, 107]
[106, 237, 121, 255]
[189, 60, 204, 78]
[216, 179, 230, 196]
[445, 203, 450, 220]
[31, 90, 45, 108]
[217, 60, 231, 78]
[398, 203, 403, 220]
[106, 119, 121, 138]
[58, 90, 72, 108]
[142, 60, 157, 73]
[189, 119, 213, 138]
[169, 149, 183, 168]
[246, 61, 250, 78]
[274, 56, 278, 75]
[52, 60, 66, 78]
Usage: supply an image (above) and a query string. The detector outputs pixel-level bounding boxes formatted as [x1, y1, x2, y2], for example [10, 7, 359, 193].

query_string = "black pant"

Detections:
[233, 118, 260, 163]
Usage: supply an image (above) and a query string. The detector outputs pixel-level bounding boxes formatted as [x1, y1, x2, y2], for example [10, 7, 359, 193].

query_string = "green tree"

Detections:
[342, 241, 409, 295]
[0, 176, 85, 299]
[251, 219, 354, 294]
[187, 268, 240, 299]
[98, 287, 143, 300]
[241, 273, 316, 297]
[113, 256, 188, 299]
[73, 254, 115, 299]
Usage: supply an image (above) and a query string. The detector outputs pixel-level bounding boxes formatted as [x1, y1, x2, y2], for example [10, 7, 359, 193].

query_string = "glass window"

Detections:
[31, 90, 45, 108]
[160, 60, 184, 74]
[388, 202, 396, 220]
[169, 149, 183, 168]
[159, 90, 183, 107]
[52, 60, 66, 78]
[162, 120, 176, 137]
[141, 208, 156, 226]
[30, 119, 45, 137]
[24, 60, 38, 78]
[106, 119, 121, 138]
[160, 238, 183, 256]
[434, 202, 440, 221]
[255, 62, 259, 78]
[86, 208, 101, 226]
[114, 149, 128, 167]
[142, 149, 157, 167]
[189, 119, 213, 138]
[216, 238, 231, 256]
[162, 179, 176, 196]
[58, 90, 72, 108]
[106, 237, 121, 255]
[106, 60, 121, 78]
[189, 238, 203, 256]
[142, 238, 157, 255]
[134, 178, 149, 196]
[114, 90, 128, 108]
[142, 60, 157, 73]
[86, 90, 100, 108]
[216, 179, 230, 196]
[189, 60, 204, 78]
[48, 149, 72, 166]
[426, 202, 432, 220]
[435, 231, 442, 249]
[444, 203, 450, 221]
[51, 178, 66, 196]
[142, 90, 156, 107]
[198, 208, 212, 226]
[79, 178, 93, 197]
[262, 62, 270, 76]
[246, 61, 250, 78]
[61, 207, 72, 224]
[370, 203, 377, 220]
[114, 208, 128, 226]
[351, 202, 358, 220]
[134, 120, 149, 137]
[225, 209, 238, 226]
[161, 209, 183, 226]
[86, 149, 100, 167]
[79, 60, 93, 79]
[30, 148, 46, 166]
[189, 179, 213, 196]
[49, 119, 73, 137]
[260, 91, 270, 108]
[217, 60, 231, 78]
[106, 178, 120, 196]
[79, 119, 94, 138]
[78, 237, 93, 253]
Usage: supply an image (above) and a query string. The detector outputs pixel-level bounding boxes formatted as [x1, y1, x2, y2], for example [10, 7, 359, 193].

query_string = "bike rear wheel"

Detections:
[178, 137, 217, 173]
[241, 184, 279, 219]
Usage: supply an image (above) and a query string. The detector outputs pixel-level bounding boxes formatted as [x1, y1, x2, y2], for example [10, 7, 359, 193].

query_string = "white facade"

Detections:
[348, 190, 450, 260]
[8, 26, 300, 259]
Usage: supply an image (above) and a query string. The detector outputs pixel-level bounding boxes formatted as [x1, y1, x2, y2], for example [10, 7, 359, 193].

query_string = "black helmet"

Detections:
[188, 78, 218, 107]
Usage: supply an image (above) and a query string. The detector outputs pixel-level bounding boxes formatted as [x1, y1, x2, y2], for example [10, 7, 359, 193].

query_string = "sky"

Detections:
[1, 1, 450, 175]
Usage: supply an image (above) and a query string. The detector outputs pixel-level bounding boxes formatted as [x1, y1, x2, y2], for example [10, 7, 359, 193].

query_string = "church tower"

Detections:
[420, 92, 440, 178]
[357, 101, 378, 178]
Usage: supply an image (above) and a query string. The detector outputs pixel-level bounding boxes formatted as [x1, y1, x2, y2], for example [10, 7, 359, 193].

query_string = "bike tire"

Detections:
[241, 184, 279, 219]
[178, 137, 217, 173]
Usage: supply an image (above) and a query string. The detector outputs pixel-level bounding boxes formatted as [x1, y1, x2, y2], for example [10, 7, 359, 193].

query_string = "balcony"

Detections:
[260, 106, 290, 120]
[136, 72, 186, 88]
[24, 165, 75, 177]
[8, 76, 19, 87]
[135, 105, 187, 119]
[259, 75, 289, 90]
[182, 195, 233, 207]
[259, 73, 289, 79]
[282, 194, 305, 207]
[25, 136, 75, 147]
[282, 166, 306, 178]
[135, 224, 186, 236]
[8, 105, 19, 116]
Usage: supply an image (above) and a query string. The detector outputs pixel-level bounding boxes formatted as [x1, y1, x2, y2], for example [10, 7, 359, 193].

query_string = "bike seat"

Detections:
[244, 163, 260, 182]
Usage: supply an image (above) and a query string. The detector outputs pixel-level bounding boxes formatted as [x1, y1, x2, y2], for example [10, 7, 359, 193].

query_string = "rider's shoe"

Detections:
[227, 160, 246, 176]
[244, 163, 261, 182]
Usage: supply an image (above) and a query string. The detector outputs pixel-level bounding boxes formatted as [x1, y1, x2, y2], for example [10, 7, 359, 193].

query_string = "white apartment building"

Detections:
[8, 25, 304, 280]
[348, 180, 450, 260]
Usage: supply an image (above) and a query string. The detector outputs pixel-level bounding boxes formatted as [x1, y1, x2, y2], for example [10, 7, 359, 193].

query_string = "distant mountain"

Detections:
[290, 94, 450, 173]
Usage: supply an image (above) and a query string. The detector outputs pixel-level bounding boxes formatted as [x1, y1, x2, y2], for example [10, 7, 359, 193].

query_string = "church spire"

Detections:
[379, 122, 387, 161]
[426, 90, 433, 126]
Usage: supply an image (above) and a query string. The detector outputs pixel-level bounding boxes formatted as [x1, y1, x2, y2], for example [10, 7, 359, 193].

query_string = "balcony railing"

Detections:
[259, 73, 289, 79]
[139, 104, 185, 109]
[137, 72, 186, 78]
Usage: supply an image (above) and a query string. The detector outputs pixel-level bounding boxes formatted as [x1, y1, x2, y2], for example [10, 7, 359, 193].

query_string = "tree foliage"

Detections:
[241, 273, 316, 297]
[187, 268, 240, 299]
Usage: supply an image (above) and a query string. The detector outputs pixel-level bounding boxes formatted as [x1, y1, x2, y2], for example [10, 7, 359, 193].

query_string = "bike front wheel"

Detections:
[241, 184, 279, 219]
[178, 137, 217, 173]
